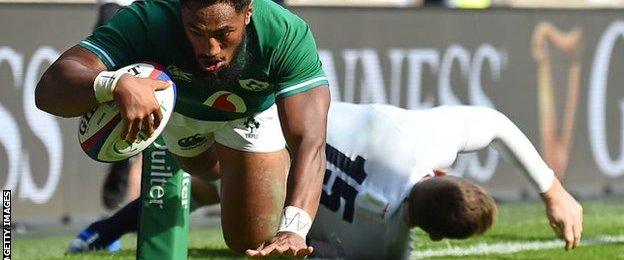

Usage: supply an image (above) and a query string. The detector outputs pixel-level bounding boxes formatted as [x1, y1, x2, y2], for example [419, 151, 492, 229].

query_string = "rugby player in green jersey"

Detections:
[35, 0, 330, 257]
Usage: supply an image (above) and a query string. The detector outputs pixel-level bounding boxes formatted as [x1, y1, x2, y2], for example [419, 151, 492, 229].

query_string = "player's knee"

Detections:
[222, 231, 268, 253]
[223, 237, 251, 253]
[221, 218, 275, 253]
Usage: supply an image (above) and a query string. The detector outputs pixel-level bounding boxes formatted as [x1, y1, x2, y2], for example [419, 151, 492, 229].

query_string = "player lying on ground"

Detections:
[36, 0, 330, 256]
[69, 103, 583, 258]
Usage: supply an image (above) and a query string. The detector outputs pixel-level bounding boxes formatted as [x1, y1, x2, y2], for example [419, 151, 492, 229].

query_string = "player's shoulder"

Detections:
[252, 0, 311, 47]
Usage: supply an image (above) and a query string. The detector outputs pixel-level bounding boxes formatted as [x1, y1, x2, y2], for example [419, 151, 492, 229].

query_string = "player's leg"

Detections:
[102, 154, 143, 209]
[191, 175, 221, 205]
[101, 158, 131, 209]
[171, 145, 221, 182]
[217, 145, 290, 252]
[161, 112, 222, 182]
[67, 198, 140, 253]
[162, 106, 288, 253]
[171, 142, 285, 253]
[125, 153, 143, 201]
[214, 105, 290, 252]
[67, 176, 220, 253]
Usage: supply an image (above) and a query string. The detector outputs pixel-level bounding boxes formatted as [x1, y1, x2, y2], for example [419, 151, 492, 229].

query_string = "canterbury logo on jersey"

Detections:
[167, 65, 192, 82]
[239, 79, 269, 91]
[177, 134, 207, 149]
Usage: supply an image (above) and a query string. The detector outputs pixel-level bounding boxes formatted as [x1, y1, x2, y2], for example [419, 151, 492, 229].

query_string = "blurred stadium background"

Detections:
[1, 0, 624, 258]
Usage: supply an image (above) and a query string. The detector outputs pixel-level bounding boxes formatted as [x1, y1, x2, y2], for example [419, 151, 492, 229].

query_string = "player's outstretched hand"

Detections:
[113, 74, 171, 141]
[245, 231, 313, 258]
[540, 178, 583, 251]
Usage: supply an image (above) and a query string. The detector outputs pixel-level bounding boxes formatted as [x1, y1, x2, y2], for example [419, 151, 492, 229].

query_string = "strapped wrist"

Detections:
[277, 206, 312, 239]
[93, 70, 129, 103]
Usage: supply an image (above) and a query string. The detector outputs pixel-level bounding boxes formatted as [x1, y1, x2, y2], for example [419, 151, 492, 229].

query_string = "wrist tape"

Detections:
[93, 70, 129, 103]
[277, 206, 312, 239]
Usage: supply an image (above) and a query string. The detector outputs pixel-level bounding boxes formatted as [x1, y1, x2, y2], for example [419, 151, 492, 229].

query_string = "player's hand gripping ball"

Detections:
[78, 63, 176, 162]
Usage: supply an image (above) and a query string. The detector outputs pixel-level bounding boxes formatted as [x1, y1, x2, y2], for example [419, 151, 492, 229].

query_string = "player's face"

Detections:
[181, 2, 252, 75]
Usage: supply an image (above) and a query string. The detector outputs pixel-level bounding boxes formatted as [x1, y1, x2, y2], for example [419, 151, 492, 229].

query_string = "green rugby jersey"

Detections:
[80, 0, 328, 121]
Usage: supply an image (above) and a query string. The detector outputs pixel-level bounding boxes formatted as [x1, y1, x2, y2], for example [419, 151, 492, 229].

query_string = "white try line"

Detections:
[411, 235, 624, 259]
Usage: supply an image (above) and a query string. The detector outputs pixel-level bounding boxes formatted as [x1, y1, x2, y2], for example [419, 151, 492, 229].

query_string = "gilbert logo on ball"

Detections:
[78, 63, 177, 162]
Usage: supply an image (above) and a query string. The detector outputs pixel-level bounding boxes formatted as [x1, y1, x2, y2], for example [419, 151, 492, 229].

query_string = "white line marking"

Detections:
[411, 235, 624, 259]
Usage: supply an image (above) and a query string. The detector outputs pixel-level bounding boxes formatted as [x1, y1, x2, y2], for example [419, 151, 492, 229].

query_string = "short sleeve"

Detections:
[270, 22, 329, 100]
[79, 2, 149, 70]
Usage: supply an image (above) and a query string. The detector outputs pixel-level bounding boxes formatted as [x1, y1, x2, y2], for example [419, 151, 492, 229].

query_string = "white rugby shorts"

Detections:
[162, 105, 286, 157]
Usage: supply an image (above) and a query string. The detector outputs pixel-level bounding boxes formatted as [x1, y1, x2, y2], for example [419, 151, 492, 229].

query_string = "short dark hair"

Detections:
[180, 0, 252, 13]
[408, 176, 497, 240]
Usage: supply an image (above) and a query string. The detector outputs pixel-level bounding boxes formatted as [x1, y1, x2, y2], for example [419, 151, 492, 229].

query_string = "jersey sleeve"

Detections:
[270, 21, 329, 100]
[454, 106, 555, 192]
[79, 2, 149, 70]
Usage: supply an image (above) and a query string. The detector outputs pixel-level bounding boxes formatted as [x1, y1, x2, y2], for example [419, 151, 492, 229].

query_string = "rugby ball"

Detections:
[78, 63, 176, 162]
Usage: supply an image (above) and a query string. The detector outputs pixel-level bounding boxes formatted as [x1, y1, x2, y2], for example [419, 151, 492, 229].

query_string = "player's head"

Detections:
[180, 0, 253, 84]
[406, 174, 497, 241]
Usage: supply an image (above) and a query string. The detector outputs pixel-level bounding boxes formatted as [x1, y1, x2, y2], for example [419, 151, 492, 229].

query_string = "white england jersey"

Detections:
[97, 0, 134, 7]
[309, 102, 554, 259]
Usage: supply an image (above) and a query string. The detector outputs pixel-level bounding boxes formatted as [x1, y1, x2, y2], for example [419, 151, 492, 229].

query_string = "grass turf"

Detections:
[12, 200, 624, 259]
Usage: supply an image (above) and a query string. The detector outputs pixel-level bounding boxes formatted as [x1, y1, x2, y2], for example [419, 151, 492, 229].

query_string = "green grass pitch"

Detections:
[12, 200, 624, 259]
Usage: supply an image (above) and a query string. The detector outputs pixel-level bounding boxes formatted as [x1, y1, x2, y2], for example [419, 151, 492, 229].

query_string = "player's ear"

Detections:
[433, 168, 448, 177]
[244, 0, 253, 25]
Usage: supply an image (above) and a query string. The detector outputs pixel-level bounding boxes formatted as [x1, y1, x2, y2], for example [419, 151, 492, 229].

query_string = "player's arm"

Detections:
[453, 106, 582, 250]
[35, 3, 169, 140]
[246, 87, 330, 258]
[278, 84, 330, 223]
[35, 46, 168, 140]
[35, 45, 107, 117]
